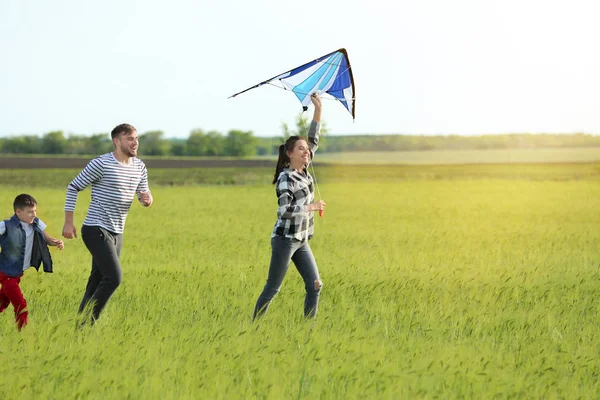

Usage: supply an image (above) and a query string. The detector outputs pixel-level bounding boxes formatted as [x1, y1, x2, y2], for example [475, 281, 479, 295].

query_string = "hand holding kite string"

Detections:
[308, 200, 326, 214]
[310, 92, 322, 121]
[310, 91, 322, 108]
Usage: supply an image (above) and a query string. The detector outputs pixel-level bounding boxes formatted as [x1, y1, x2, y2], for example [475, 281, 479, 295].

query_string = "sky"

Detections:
[1, 0, 599, 138]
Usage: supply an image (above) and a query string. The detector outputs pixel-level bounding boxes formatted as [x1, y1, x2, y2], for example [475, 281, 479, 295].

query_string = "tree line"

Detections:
[0, 129, 259, 157]
[1, 116, 599, 157]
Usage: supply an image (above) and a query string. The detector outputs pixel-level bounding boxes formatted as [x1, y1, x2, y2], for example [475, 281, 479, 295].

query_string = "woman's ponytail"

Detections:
[273, 144, 288, 184]
[273, 136, 304, 184]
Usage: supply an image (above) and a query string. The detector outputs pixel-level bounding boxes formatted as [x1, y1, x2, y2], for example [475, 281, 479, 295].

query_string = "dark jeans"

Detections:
[254, 236, 322, 319]
[80, 225, 123, 321]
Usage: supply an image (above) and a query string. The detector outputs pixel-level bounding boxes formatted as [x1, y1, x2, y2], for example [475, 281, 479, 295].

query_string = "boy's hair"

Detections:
[111, 123, 137, 139]
[13, 193, 37, 211]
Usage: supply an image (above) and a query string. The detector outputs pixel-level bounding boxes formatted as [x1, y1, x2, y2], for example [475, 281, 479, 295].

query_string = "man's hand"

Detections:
[139, 191, 153, 207]
[62, 222, 77, 239]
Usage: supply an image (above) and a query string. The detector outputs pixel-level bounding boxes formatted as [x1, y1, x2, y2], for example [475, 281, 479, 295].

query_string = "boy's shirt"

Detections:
[0, 219, 47, 271]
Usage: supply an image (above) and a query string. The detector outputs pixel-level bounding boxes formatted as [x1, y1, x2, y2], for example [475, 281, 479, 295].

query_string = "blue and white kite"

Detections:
[229, 48, 355, 119]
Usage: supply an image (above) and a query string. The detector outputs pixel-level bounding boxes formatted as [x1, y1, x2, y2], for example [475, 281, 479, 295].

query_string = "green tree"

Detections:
[186, 129, 224, 156]
[281, 113, 328, 141]
[64, 134, 88, 154]
[41, 131, 67, 154]
[87, 133, 113, 154]
[224, 130, 256, 157]
[1, 135, 41, 154]
[170, 140, 187, 156]
[186, 129, 209, 156]
[139, 130, 170, 156]
[204, 130, 225, 156]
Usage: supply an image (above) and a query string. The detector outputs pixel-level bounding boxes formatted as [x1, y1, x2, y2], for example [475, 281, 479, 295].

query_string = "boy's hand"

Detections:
[50, 238, 64, 250]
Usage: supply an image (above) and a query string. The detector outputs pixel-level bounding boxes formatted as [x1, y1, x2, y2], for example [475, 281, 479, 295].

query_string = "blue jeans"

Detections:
[253, 236, 322, 319]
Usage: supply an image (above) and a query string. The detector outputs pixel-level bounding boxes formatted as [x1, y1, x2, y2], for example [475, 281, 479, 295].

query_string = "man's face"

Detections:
[115, 131, 139, 157]
[16, 205, 36, 224]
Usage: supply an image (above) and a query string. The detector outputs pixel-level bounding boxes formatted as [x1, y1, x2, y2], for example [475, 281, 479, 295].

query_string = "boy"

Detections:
[0, 194, 64, 330]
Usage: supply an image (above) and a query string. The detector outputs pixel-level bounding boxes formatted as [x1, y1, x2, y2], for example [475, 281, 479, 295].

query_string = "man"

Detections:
[63, 123, 153, 323]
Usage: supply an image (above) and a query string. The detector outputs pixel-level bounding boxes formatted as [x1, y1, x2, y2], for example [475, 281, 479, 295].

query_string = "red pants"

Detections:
[0, 271, 29, 331]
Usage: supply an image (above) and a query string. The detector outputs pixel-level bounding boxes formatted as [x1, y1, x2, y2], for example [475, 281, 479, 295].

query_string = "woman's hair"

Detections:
[273, 135, 305, 184]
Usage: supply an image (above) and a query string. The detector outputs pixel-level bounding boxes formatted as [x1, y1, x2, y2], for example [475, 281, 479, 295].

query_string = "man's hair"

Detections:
[13, 193, 37, 211]
[111, 123, 137, 139]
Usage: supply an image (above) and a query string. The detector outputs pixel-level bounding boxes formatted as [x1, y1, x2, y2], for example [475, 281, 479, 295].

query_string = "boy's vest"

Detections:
[0, 215, 53, 277]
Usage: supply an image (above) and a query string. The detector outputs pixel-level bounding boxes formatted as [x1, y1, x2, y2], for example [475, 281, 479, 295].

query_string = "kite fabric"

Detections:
[229, 48, 355, 119]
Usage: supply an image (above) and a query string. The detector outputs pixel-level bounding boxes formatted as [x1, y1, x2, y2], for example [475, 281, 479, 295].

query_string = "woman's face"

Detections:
[287, 139, 310, 166]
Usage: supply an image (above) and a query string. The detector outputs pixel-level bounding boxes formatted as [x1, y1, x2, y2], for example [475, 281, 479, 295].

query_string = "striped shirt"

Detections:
[272, 121, 320, 241]
[64, 153, 150, 234]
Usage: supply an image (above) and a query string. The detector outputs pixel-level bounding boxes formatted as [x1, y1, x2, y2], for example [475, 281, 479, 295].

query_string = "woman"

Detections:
[253, 94, 326, 320]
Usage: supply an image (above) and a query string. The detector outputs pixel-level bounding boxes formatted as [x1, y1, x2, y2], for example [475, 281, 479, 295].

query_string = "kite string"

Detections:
[309, 160, 323, 213]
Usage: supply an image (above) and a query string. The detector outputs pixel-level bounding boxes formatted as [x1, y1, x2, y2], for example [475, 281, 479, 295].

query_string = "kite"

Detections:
[229, 48, 355, 119]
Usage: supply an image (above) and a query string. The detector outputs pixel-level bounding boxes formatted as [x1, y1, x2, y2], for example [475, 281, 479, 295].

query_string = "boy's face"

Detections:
[16, 205, 37, 224]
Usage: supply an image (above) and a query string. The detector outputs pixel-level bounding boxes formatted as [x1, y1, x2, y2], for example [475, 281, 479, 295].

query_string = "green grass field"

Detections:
[3, 145, 599, 164]
[314, 147, 600, 164]
[0, 163, 599, 398]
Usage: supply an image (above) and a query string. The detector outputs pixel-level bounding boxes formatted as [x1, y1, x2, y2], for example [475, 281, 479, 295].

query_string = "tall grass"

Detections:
[315, 147, 600, 164]
[0, 162, 599, 188]
[0, 168, 598, 398]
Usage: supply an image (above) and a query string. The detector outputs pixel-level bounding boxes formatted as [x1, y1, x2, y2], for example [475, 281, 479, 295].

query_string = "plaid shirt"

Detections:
[272, 121, 320, 241]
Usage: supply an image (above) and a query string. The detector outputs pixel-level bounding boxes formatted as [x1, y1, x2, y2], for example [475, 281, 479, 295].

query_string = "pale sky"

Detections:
[1, 0, 599, 138]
